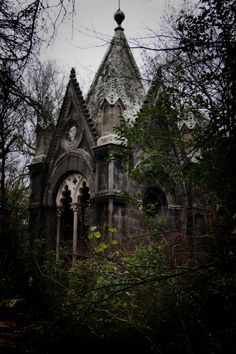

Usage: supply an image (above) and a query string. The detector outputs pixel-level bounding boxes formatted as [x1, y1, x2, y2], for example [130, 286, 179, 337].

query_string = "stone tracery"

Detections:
[55, 173, 90, 263]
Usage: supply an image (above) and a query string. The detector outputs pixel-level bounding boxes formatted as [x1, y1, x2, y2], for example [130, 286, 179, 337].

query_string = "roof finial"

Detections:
[70, 67, 76, 79]
[114, 6, 125, 30]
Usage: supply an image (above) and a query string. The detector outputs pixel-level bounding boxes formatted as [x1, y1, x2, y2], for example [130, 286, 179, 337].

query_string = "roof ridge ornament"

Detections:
[70, 67, 76, 79]
[114, 8, 125, 30]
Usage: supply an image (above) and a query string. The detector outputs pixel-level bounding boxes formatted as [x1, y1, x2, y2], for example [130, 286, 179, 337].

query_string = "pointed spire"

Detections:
[86, 6, 145, 144]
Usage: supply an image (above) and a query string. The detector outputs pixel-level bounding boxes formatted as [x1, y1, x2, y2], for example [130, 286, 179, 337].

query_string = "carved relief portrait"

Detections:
[67, 125, 77, 142]
[62, 121, 82, 150]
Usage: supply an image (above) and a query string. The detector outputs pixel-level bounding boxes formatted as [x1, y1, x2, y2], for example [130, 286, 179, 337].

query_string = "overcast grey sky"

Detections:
[41, 0, 192, 93]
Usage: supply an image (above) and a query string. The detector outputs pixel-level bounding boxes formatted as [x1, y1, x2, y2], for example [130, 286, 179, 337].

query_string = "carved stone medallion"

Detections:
[62, 120, 82, 150]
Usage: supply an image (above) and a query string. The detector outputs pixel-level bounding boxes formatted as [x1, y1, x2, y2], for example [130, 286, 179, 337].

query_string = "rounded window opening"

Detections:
[143, 187, 167, 217]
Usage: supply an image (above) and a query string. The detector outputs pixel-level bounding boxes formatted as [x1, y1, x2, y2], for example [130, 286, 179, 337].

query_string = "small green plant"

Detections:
[87, 225, 118, 254]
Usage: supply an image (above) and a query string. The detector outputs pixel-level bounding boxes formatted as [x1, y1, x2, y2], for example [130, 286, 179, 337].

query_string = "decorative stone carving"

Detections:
[61, 120, 82, 150]
[56, 173, 87, 206]
[97, 133, 124, 146]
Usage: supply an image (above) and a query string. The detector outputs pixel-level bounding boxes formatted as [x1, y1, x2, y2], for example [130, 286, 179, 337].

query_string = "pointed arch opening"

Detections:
[55, 173, 90, 263]
[143, 186, 167, 217]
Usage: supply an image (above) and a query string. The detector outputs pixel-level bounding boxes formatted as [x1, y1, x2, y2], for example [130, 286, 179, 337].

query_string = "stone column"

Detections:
[56, 206, 63, 262]
[71, 203, 79, 264]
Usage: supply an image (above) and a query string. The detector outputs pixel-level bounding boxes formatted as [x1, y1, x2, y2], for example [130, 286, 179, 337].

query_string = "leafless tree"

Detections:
[0, 0, 76, 70]
[21, 60, 66, 158]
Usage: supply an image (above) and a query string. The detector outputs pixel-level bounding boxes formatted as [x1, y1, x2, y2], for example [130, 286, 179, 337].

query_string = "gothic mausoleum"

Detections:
[28, 9, 205, 261]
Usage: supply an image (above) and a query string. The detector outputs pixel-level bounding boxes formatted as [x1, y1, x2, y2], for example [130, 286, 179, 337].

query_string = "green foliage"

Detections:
[30, 236, 172, 342]
[116, 0, 236, 230]
[179, 267, 236, 353]
[94, 242, 108, 253]
[87, 225, 119, 254]
[173, 0, 236, 224]
[26, 228, 236, 353]
[88, 227, 102, 240]
[0, 187, 30, 298]
[116, 86, 201, 211]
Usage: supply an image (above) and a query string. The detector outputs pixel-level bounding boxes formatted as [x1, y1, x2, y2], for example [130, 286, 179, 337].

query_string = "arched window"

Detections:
[143, 187, 167, 217]
[55, 173, 90, 262]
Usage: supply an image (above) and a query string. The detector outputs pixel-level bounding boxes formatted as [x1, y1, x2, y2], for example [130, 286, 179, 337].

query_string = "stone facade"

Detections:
[28, 9, 208, 262]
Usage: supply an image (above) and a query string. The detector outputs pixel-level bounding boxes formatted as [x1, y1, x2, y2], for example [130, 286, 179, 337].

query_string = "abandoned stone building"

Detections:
[29, 9, 206, 261]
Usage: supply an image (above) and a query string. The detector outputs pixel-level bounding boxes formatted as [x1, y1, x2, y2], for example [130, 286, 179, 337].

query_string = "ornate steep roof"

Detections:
[69, 68, 98, 139]
[86, 9, 145, 132]
[44, 68, 97, 167]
